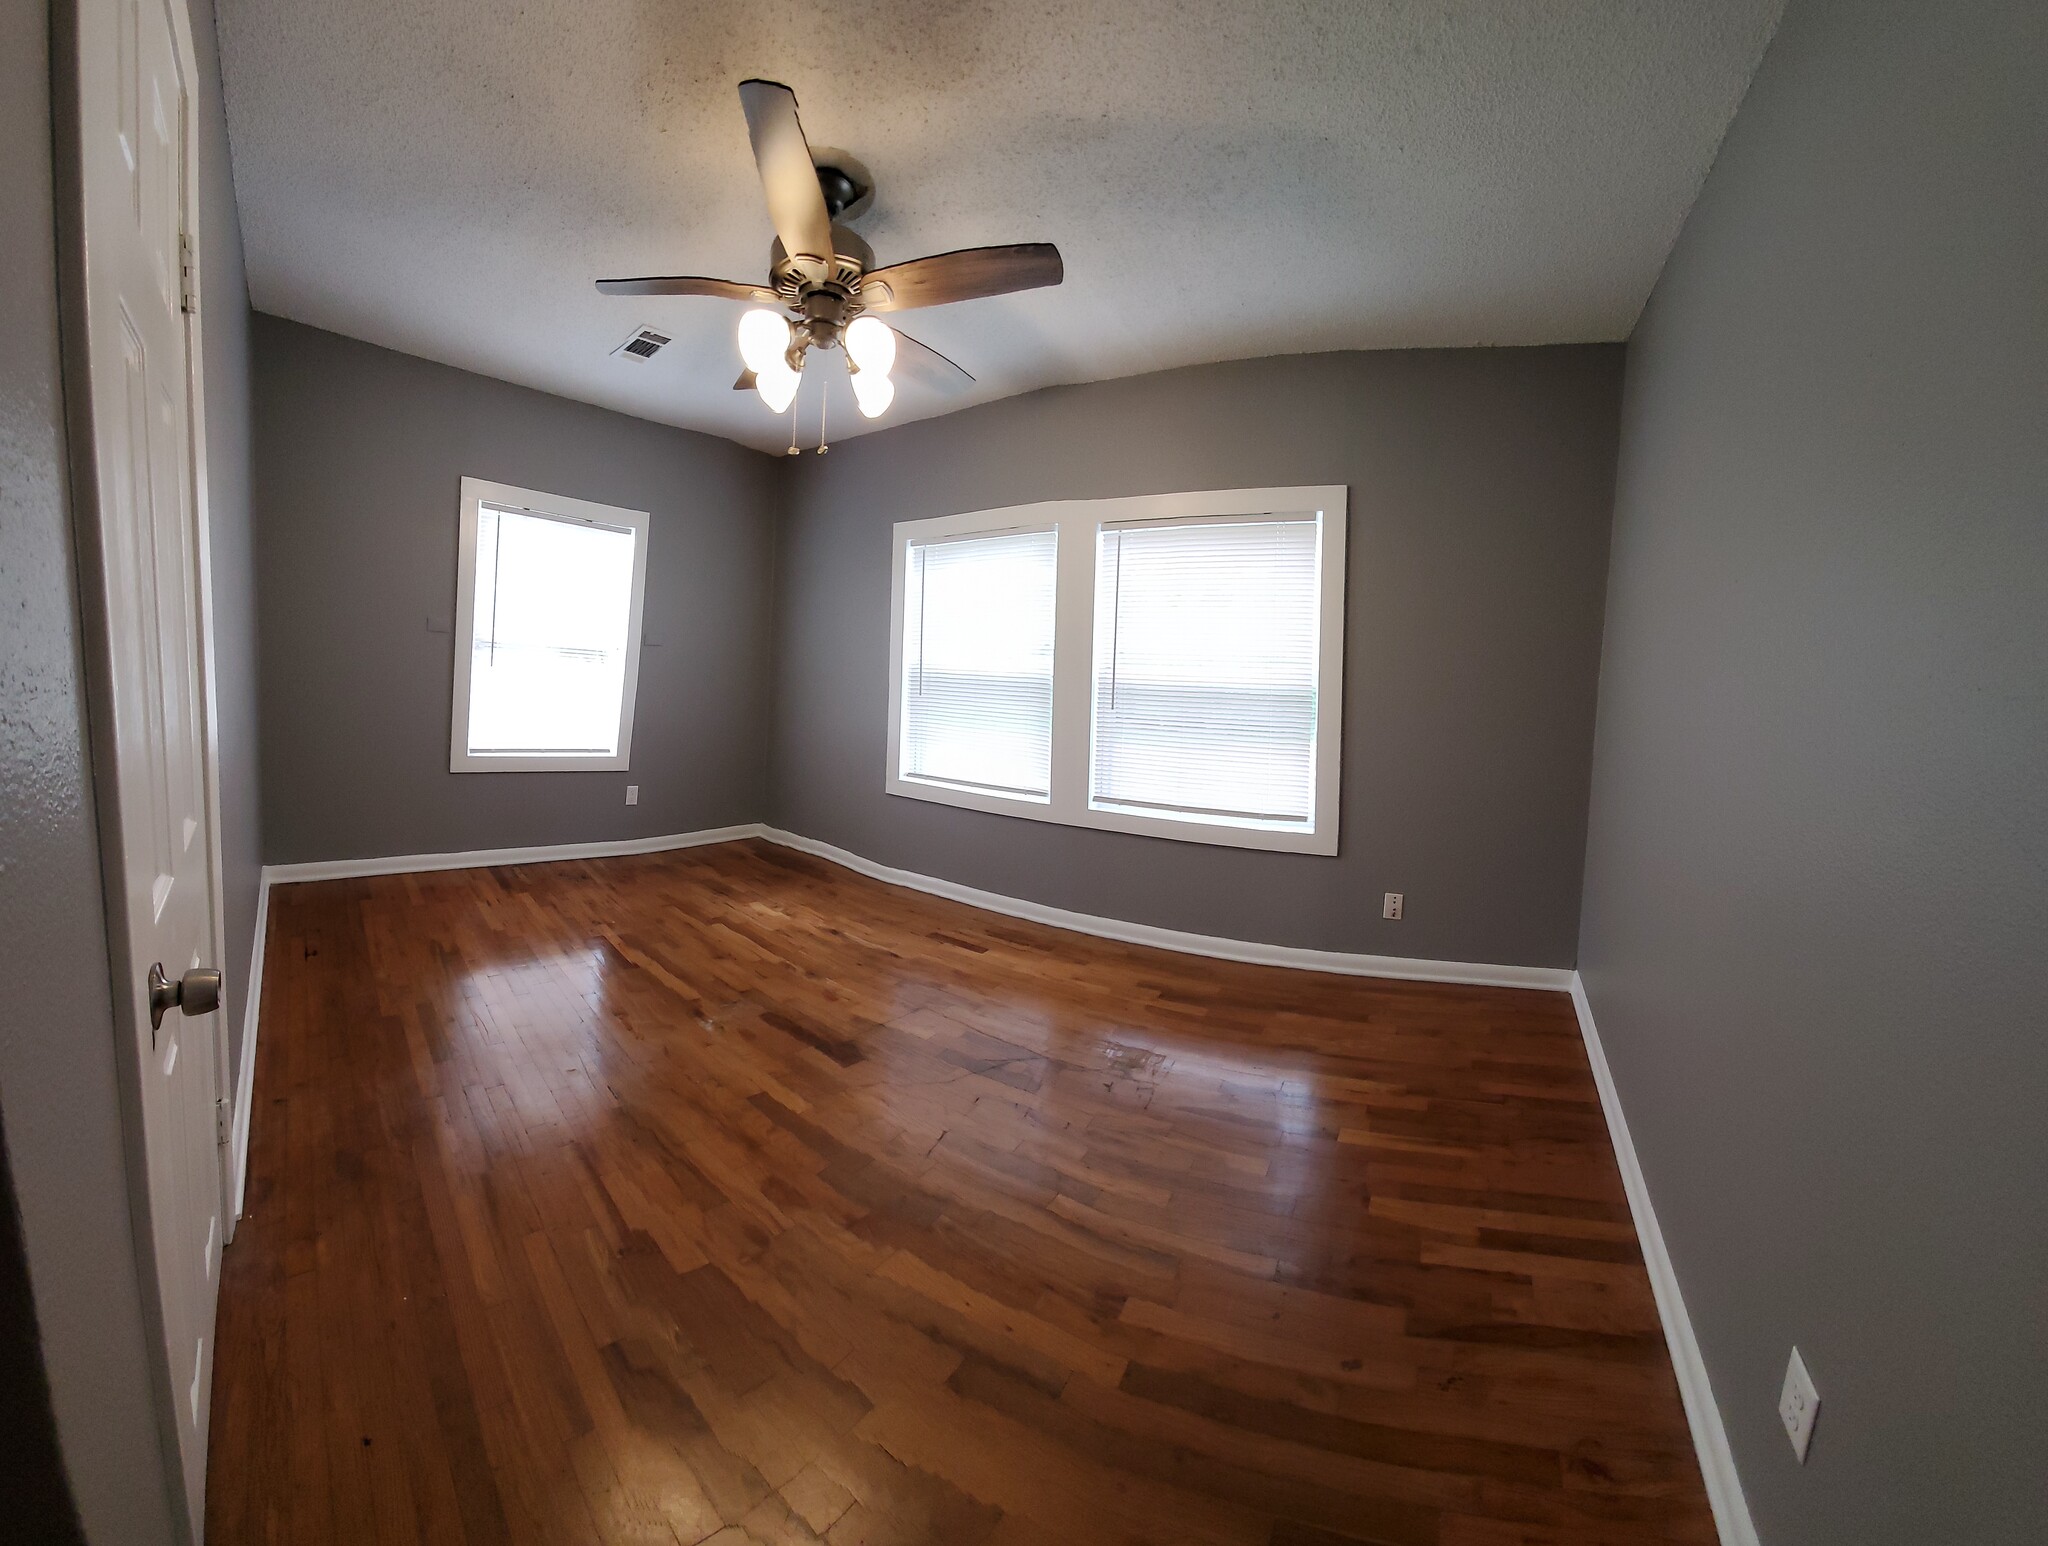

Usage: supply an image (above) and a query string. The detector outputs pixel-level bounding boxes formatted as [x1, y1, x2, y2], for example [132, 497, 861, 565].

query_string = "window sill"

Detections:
[450, 751, 631, 774]
[885, 774, 1336, 856]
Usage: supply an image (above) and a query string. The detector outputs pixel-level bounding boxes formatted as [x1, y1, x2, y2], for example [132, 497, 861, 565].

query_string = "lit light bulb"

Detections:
[844, 316, 897, 377]
[756, 359, 800, 413]
[850, 368, 894, 419]
[737, 309, 792, 375]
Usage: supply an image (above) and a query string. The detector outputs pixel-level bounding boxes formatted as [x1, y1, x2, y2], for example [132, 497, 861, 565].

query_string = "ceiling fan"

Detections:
[596, 79, 1063, 424]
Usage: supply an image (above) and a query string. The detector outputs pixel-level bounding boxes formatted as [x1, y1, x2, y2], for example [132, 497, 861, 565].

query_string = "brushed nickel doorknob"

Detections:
[148, 963, 223, 1031]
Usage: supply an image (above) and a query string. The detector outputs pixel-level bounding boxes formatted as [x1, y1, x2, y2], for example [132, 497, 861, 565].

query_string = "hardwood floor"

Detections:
[207, 840, 1713, 1545]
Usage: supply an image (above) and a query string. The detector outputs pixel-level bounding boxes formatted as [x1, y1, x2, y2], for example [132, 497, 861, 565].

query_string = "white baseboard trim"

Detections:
[1569, 974, 1757, 1546]
[757, 827, 1574, 991]
[261, 823, 767, 885]
[226, 871, 270, 1235]
[260, 822, 1571, 988]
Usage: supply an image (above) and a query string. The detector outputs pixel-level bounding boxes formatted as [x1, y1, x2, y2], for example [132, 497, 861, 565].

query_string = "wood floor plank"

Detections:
[208, 841, 1712, 1544]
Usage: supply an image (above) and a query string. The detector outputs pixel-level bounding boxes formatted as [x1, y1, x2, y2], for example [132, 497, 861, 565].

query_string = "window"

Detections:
[1092, 517, 1321, 831]
[450, 477, 650, 772]
[899, 527, 1058, 799]
[887, 487, 1345, 854]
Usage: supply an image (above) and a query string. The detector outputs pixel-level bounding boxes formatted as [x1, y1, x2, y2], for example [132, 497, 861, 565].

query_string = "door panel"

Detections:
[77, 0, 224, 1536]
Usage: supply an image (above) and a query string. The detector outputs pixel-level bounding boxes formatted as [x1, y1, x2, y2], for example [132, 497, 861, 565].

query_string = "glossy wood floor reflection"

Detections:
[208, 841, 1713, 1546]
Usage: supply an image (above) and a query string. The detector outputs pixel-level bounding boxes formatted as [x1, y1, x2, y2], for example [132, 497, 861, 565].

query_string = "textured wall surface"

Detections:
[1577, 0, 2047, 1540]
[0, 2, 183, 1540]
[254, 316, 781, 864]
[771, 347, 1622, 969]
[213, 0, 1780, 449]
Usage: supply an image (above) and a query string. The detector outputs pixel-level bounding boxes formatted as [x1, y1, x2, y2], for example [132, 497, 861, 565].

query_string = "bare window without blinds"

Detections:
[450, 478, 649, 773]
[466, 506, 639, 757]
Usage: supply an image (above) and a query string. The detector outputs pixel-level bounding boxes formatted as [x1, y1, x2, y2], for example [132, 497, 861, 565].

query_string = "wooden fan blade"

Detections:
[860, 243, 1063, 312]
[596, 275, 778, 301]
[738, 80, 834, 280]
[734, 369, 757, 390]
[890, 328, 975, 393]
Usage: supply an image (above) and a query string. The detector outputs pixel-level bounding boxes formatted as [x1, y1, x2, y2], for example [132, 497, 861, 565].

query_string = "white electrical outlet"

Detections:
[624, 785, 639, 806]
[1383, 892, 1404, 920]
[1779, 1347, 1819, 1462]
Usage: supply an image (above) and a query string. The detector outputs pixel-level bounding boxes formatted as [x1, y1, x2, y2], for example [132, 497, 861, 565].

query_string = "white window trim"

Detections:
[449, 475, 651, 773]
[885, 485, 1346, 855]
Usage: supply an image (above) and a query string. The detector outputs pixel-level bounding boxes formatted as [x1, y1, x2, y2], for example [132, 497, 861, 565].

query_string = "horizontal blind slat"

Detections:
[901, 528, 1057, 797]
[1091, 519, 1319, 825]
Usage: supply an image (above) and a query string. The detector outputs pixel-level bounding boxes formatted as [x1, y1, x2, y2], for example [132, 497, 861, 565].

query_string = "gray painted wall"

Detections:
[0, 1106, 83, 1541]
[190, 0, 265, 1108]
[770, 348, 1621, 969]
[0, 1, 186, 1539]
[253, 315, 781, 863]
[1577, 1, 2047, 1541]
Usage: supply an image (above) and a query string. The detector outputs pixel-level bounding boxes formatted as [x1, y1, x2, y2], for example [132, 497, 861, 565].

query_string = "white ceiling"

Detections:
[215, 0, 1783, 453]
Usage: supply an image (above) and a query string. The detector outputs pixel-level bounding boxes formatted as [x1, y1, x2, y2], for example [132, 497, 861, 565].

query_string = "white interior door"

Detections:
[76, 0, 226, 1536]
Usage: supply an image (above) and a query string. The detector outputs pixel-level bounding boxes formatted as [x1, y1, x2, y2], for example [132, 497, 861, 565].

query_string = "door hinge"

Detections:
[215, 1096, 229, 1146]
[179, 232, 197, 315]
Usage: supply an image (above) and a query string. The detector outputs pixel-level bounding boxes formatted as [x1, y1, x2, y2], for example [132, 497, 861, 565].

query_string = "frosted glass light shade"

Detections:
[757, 360, 800, 413]
[845, 316, 897, 376]
[851, 369, 895, 418]
[737, 309, 793, 375]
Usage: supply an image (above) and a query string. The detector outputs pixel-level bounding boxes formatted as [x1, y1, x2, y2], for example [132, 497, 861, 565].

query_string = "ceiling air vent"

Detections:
[611, 326, 672, 362]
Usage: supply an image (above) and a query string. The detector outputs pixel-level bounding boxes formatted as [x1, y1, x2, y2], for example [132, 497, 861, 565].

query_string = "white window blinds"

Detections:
[1091, 516, 1322, 827]
[900, 527, 1058, 798]
[466, 505, 639, 756]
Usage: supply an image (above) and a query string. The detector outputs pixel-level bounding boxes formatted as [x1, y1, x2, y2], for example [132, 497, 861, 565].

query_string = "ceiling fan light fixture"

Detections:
[844, 316, 897, 378]
[757, 359, 801, 413]
[738, 308, 794, 375]
[595, 81, 1060, 438]
[850, 368, 894, 419]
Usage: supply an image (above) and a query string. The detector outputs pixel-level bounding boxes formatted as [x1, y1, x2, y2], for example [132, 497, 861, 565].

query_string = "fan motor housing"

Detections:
[769, 224, 875, 316]
[797, 289, 851, 355]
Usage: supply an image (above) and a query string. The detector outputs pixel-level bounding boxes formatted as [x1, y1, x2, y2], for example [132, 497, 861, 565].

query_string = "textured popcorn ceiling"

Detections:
[215, 0, 1783, 453]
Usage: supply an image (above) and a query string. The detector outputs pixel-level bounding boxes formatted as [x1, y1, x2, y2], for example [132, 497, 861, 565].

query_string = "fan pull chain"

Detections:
[785, 387, 800, 456]
[816, 376, 830, 454]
